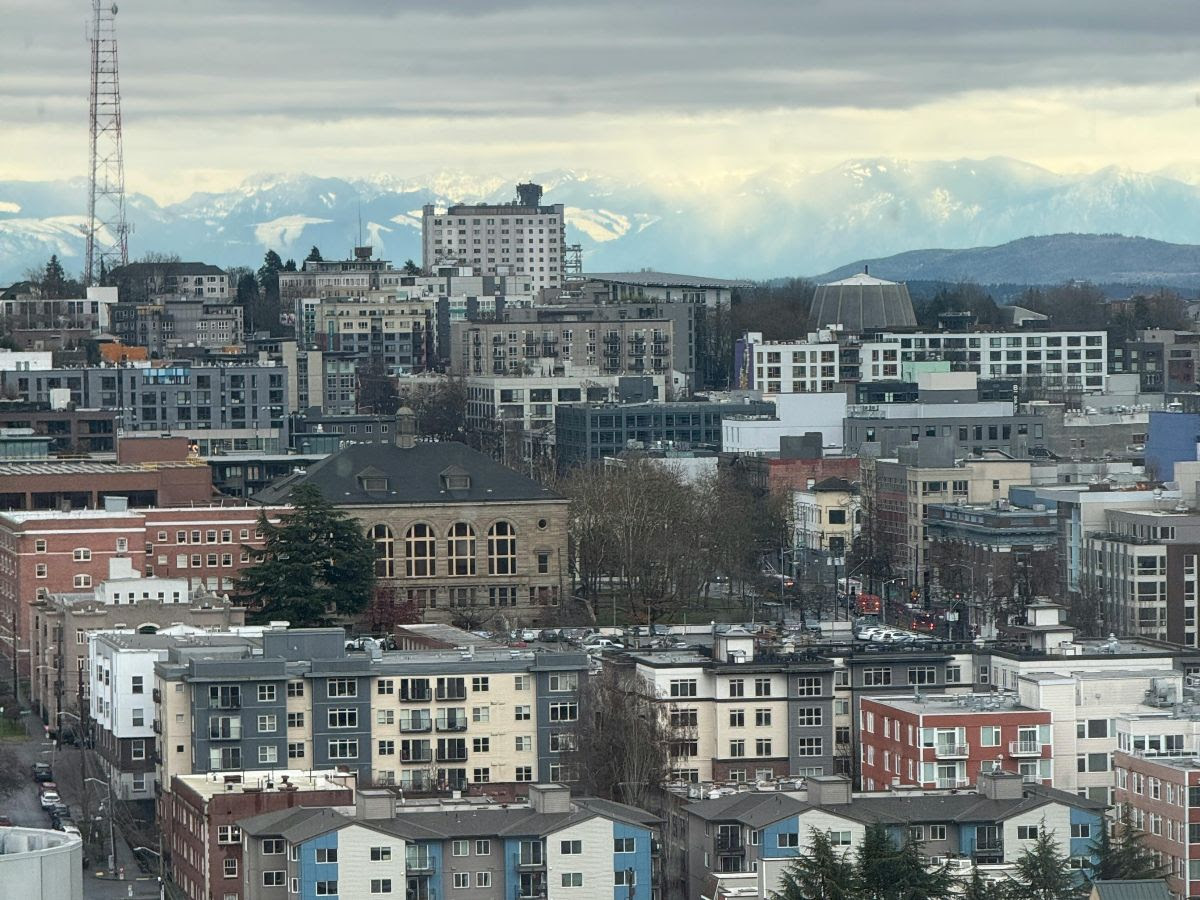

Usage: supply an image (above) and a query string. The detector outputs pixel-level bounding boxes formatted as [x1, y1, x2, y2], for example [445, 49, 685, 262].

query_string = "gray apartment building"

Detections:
[110, 297, 243, 356]
[554, 399, 774, 469]
[0, 361, 289, 453]
[154, 628, 589, 793]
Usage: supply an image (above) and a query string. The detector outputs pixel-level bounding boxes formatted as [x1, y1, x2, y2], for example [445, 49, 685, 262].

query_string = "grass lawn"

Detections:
[0, 717, 26, 739]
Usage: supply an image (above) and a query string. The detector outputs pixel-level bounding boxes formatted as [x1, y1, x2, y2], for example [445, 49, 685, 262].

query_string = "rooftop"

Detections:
[583, 271, 751, 289]
[865, 692, 1045, 717]
[174, 769, 355, 801]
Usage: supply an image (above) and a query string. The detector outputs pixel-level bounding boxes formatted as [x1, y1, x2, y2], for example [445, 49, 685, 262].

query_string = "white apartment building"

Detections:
[464, 370, 666, 433]
[739, 328, 1109, 396]
[421, 183, 566, 289]
[0, 350, 52, 372]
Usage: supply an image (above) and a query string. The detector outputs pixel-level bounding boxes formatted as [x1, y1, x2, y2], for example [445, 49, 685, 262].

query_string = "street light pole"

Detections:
[86, 776, 115, 872]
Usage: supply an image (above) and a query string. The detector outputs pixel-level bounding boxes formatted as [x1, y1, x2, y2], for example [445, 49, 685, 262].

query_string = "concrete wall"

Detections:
[0, 828, 83, 900]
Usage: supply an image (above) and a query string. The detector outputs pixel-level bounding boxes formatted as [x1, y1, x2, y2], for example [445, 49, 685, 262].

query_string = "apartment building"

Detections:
[858, 693, 1053, 792]
[1114, 748, 1200, 899]
[574, 270, 745, 309]
[0, 502, 277, 683]
[108, 261, 231, 302]
[253, 416, 569, 626]
[737, 327, 1109, 396]
[237, 784, 657, 900]
[422, 183, 566, 289]
[29, 556, 244, 724]
[793, 477, 859, 560]
[628, 629, 837, 783]
[681, 773, 1103, 900]
[309, 295, 435, 373]
[166, 769, 356, 900]
[0, 401, 117, 455]
[153, 628, 589, 795]
[0, 361, 289, 454]
[464, 371, 664, 434]
[110, 297, 243, 355]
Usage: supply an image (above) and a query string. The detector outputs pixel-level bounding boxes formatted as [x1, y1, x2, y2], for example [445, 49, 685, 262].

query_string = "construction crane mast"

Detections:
[84, 0, 130, 286]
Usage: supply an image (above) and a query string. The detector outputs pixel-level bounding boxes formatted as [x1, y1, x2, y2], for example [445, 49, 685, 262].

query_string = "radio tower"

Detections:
[84, 0, 130, 286]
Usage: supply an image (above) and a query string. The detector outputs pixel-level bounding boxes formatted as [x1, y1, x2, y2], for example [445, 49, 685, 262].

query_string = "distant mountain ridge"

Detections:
[815, 234, 1200, 290]
[3, 157, 1200, 283]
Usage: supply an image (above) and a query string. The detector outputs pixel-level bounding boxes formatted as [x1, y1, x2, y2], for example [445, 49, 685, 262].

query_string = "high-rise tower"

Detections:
[84, 0, 130, 286]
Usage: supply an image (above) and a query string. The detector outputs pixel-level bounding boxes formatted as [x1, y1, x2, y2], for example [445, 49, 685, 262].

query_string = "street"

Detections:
[1, 712, 162, 899]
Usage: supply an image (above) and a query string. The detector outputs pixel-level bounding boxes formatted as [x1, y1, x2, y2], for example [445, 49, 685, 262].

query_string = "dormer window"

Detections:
[440, 466, 471, 491]
[356, 466, 390, 494]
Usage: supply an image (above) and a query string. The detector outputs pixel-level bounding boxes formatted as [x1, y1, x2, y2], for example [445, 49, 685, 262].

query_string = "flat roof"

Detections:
[583, 271, 751, 289]
[175, 769, 353, 800]
[866, 693, 1043, 716]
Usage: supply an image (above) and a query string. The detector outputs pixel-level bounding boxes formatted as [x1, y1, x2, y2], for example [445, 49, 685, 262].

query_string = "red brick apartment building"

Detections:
[859, 693, 1053, 792]
[1114, 749, 1200, 899]
[0, 504, 284, 680]
[167, 771, 355, 900]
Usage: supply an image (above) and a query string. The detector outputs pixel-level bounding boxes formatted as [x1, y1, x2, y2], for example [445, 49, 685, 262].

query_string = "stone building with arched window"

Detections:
[254, 413, 569, 627]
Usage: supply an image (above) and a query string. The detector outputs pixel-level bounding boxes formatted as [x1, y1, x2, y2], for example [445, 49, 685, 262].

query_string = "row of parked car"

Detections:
[854, 623, 934, 645]
[31, 762, 80, 838]
[502, 626, 691, 654]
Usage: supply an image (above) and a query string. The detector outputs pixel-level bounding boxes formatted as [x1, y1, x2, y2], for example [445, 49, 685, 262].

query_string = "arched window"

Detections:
[487, 521, 516, 575]
[372, 524, 394, 578]
[446, 523, 476, 577]
[405, 524, 436, 578]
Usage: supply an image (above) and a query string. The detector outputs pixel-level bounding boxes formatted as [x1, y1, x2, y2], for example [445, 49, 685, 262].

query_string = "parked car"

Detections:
[538, 629, 561, 642]
[61, 824, 81, 839]
[31, 763, 52, 783]
[519, 629, 539, 642]
[582, 637, 624, 652]
[0, 815, 12, 827]
[39, 790, 61, 810]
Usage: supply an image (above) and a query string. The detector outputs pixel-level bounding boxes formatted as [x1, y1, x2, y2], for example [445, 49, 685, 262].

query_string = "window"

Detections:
[797, 676, 822, 696]
[452, 840, 470, 856]
[453, 872, 470, 889]
[487, 521, 517, 574]
[475, 839, 491, 855]
[35, 564, 46, 578]
[218, 825, 242, 844]
[378, 740, 395, 756]
[829, 830, 852, 846]
[514, 675, 529, 691]
[372, 524, 395, 577]
[561, 840, 582, 854]
[908, 667, 936, 685]
[370, 846, 392, 861]
[263, 871, 285, 887]
[515, 765, 533, 781]
[288, 742, 304, 759]
[670, 679, 698, 698]
[777, 832, 799, 848]
[615, 837, 636, 853]
[223, 859, 238, 878]
[474, 737, 491, 753]
[1018, 825, 1038, 840]
[756, 738, 773, 756]
[472, 676, 489, 692]
[548, 672, 578, 692]
[1071, 823, 1092, 839]
[797, 707, 822, 727]
[74, 574, 91, 589]
[73, 548, 92, 561]
[316, 848, 338, 863]
[131, 675, 144, 694]
[796, 738, 823, 756]
[864, 667, 891, 686]
[131, 739, 145, 760]
[475, 873, 491, 888]
[370, 879, 392, 894]
[328, 739, 358, 760]
[614, 870, 636, 887]
[930, 825, 947, 841]
[980, 726, 1000, 747]
[549, 702, 578, 722]
[327, 678, 357, 697]
[447, 523, 476, 576]
[258, 714, 277, 733]
[405, 524, 436, 577]
[287, 681, 304, 698]
[516, 735, 532, 751]
[328, 708, 358, 729]
[257, 684, 276, 702]
[728, 678, 745, 698]
[515, 705, 531, 721]
[315, 882, 338, 896]
[288, 711, 305, 728]
[377, 678, 394, 696]
[730, 739, 746, 757]
[755, 677, 772, 697]
[258, 745, 278, 764]
[34, 539, 46, 553]
[561, 873, 583, 887]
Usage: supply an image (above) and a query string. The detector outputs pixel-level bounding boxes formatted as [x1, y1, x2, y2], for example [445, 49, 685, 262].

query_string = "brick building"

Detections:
[253, 413, 568, 628]
[1113, 749, 1200, 898]
[718, 451, 860, 497]
[0, 502, 282, 684]
[166, 769, 356, 900]
[0, 401, 118, 455]
[859, 693, 1053, 792]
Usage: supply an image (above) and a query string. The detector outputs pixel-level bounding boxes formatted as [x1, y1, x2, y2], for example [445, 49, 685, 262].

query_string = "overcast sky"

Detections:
[4, 0, 1200, 201]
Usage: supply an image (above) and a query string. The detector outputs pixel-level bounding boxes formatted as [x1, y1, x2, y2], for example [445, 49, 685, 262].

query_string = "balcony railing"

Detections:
[152, 688, 161, 704]
[716, 835, 744, 852]
[436, 750, 468, 763]
[935, 778, 970, 789]
[400, 720, 433, 733]
[436, 717, 468, 732]
[405, 856, 435, 873]
[152, 719, 162, 735]
[401, 751, 433, 763]
[1008, 740, 1043, 757]
[934, 744, 970, 759]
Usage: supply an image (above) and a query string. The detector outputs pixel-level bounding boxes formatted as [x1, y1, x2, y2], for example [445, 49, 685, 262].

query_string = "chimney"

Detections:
[394, 408, 416, 450]
[355, 788, 395, 821]
[976, 771, 1023, 801]
[527, 784, 571, 814]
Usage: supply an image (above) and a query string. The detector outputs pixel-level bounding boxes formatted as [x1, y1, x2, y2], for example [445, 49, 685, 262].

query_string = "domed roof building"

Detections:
[808, 270, 917, 332]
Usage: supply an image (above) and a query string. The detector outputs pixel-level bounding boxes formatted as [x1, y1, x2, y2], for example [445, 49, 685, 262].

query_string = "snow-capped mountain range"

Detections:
[3, 157, 1200, 284]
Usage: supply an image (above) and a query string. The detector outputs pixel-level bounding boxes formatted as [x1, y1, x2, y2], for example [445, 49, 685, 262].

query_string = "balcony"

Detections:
[152, 688, 161, 704]
[405, 856, 435, 873]
[400, 720, 432, 733]
[973, 842, 1003, 856]
[934, 744, 970, 759]
[435, 717, 468, 733]
[401, 751, 432, 764]
[152, 719, 162, 735]
[1008, 740, 1043, 757]
[434, 688, 466, 702]
[516, 856, 546, 871]
[716, 835, 744, 852]
[436, 750, 468, 763]
[935, 778, 970, 790]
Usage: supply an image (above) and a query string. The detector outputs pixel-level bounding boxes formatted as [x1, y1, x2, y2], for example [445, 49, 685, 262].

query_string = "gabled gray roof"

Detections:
[1090, 881, 1171, 900]
[252, 440, 564, 506]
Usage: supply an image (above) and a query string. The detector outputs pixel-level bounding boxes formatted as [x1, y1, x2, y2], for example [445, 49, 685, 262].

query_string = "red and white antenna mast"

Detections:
[84, 0, 130, 286]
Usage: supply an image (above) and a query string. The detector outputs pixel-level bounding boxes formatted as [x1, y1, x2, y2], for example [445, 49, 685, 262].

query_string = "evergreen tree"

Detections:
[771, 828, 858, 900]
[42, 255, 66, 299]
[283, 259, 297, 272]
[857, 823, 897, 899]
[857, 823, 953, 900]
[257, 249, 284, 304]
[1089, 807, 1170, 883]
[305, 246, 322, 263]
[402, 258, 421, 275]
[235, 484, 376, 625]
[962, 868, 1007, 900]
[1012, 827, 1084, 900]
